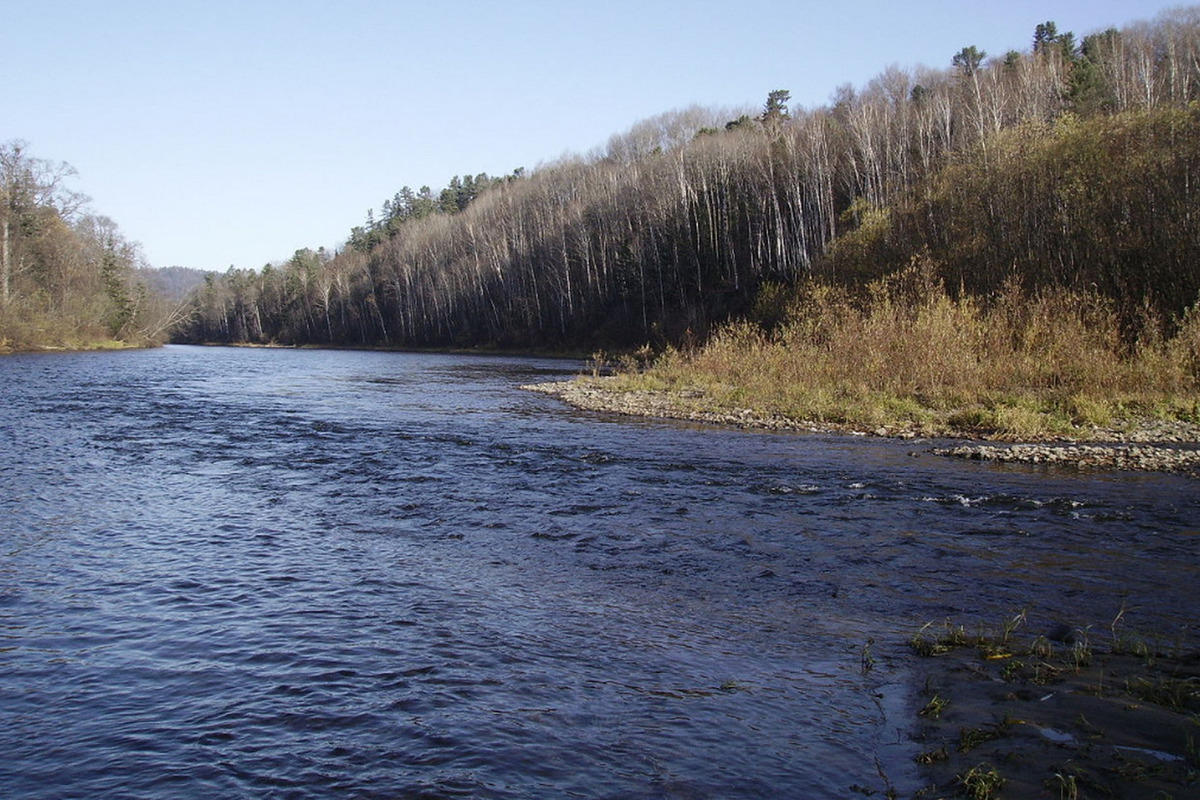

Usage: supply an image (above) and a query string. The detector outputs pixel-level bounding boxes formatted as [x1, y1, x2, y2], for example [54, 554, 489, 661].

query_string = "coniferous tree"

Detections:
[174, 9, 1200, 352]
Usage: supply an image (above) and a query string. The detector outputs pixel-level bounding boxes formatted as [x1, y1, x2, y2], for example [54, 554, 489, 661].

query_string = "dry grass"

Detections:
[0, 301, 147, 354]
[611, 266, 1200, 440]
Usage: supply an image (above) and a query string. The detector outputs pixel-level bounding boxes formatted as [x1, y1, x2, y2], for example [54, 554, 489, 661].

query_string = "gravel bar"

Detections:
[524, 378, 1200, 477]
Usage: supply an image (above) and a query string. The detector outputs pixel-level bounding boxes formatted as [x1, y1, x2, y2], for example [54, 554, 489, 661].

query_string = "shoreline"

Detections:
[0, 340, 157, 356]
[170, 340, 594, 360]
[524, 377, 1200, 477]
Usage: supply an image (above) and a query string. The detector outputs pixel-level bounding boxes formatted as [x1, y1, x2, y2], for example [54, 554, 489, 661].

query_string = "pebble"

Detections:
[930, 442, 1200, 475]
[523, 379, 1200, 477]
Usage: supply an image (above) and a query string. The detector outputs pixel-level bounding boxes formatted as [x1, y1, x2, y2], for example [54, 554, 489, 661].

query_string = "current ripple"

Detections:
[1, 345, 1197, 799]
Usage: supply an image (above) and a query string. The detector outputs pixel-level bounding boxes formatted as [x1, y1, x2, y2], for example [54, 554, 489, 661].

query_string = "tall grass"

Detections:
[612, 265, 1200, 439]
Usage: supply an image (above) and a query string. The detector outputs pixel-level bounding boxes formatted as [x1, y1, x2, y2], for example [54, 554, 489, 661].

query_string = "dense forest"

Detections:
[174, 9, 1200, 353]
[0, 141, 186, 352]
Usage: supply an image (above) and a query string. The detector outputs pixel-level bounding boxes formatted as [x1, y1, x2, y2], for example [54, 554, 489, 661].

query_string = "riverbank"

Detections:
[524, 377, 1200, 476]
[0, 338, 156, 356]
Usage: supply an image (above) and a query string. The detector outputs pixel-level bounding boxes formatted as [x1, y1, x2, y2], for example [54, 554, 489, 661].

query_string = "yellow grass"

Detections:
[612, 268, 1200, 440]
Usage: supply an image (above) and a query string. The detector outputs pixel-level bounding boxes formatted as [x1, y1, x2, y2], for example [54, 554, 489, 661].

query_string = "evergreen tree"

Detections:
[761, 89, 791, 127]
[952, 45, 986, 75]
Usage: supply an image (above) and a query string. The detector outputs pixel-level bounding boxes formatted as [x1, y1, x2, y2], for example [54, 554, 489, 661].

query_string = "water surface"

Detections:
[2, 346, 1197, 798]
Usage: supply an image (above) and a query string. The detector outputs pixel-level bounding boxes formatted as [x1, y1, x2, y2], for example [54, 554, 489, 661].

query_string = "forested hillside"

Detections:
[176, 9, 1200, 352]
[0, 141, 182, 352]
[140, 265, 211, 304]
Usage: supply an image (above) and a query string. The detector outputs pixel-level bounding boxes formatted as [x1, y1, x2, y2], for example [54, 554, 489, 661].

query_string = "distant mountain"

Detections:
[139, 266, 211, 303]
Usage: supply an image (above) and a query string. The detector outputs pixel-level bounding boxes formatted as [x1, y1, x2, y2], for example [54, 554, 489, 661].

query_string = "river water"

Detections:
[1, 345, 1197, 798]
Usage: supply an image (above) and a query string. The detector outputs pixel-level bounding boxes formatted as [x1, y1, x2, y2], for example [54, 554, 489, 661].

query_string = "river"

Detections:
[1, 345, 1197, 798]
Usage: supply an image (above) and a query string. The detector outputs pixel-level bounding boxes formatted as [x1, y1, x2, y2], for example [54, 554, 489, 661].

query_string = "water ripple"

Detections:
[1, 346, 1197, 798]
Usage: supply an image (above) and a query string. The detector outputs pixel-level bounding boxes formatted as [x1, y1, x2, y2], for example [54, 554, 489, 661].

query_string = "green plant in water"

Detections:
[911, 619, 971, 657]
[1075, 714, 1104, 740]
[1031, 660, 1062, 685]
[1051, 770, 1079, 800]
[959, 763, 1004, 800]
[976, 639, 1014, 660]
[1110, 603, 1129, 653]
[1030, 634, 1055, 659]
[1001, 610, 1026, 645]
[919, 694, 949, 719]
[1001, 658, 1025, 682]
[1114, 753, 1166, 781]
[1107, 604, 1170, 661]
[1068, 635, 1093, 673]
[910, 622, 940, 657]
[1126, 676, 1200, 712]
[959, 718, 1013, 753]
[958, 727, 991, 753]
[915, 746, 949, 765]
[861, 637, 876, 675]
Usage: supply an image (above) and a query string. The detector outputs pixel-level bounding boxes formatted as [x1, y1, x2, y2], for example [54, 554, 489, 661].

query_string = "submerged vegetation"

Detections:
[909, 612, 1200, 798]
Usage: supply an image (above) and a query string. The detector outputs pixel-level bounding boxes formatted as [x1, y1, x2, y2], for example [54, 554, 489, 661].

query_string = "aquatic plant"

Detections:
[861, 637, 876, 675]
[958, 763, 1004, 799]
[910, 612, 1200, 798]
[957, 719, 1012, 754]
[1051, 770, 1079, 800]
[918, 694, 948, 720]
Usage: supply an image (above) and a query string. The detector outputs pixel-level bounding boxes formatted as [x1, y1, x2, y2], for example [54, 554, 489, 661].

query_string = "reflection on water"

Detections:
[1, 345, 1197, 798]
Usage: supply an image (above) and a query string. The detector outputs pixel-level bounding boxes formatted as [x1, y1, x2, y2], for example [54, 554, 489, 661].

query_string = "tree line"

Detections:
[0, 141, 184, 351]
[175, 8, 1200, 350]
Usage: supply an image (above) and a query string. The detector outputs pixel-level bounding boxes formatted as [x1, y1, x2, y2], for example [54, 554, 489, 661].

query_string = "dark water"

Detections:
[1, 346, 1197, 799]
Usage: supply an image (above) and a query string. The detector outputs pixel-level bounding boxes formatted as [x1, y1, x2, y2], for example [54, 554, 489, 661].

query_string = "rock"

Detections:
[930, 441, 1200, 476]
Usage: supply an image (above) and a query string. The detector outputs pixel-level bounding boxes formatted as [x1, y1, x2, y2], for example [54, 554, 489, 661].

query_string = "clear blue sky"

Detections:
[3, 0, 1183, 271]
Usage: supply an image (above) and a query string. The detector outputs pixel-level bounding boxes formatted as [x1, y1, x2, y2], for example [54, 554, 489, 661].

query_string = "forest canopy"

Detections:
[173, 8, 1200, 354]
